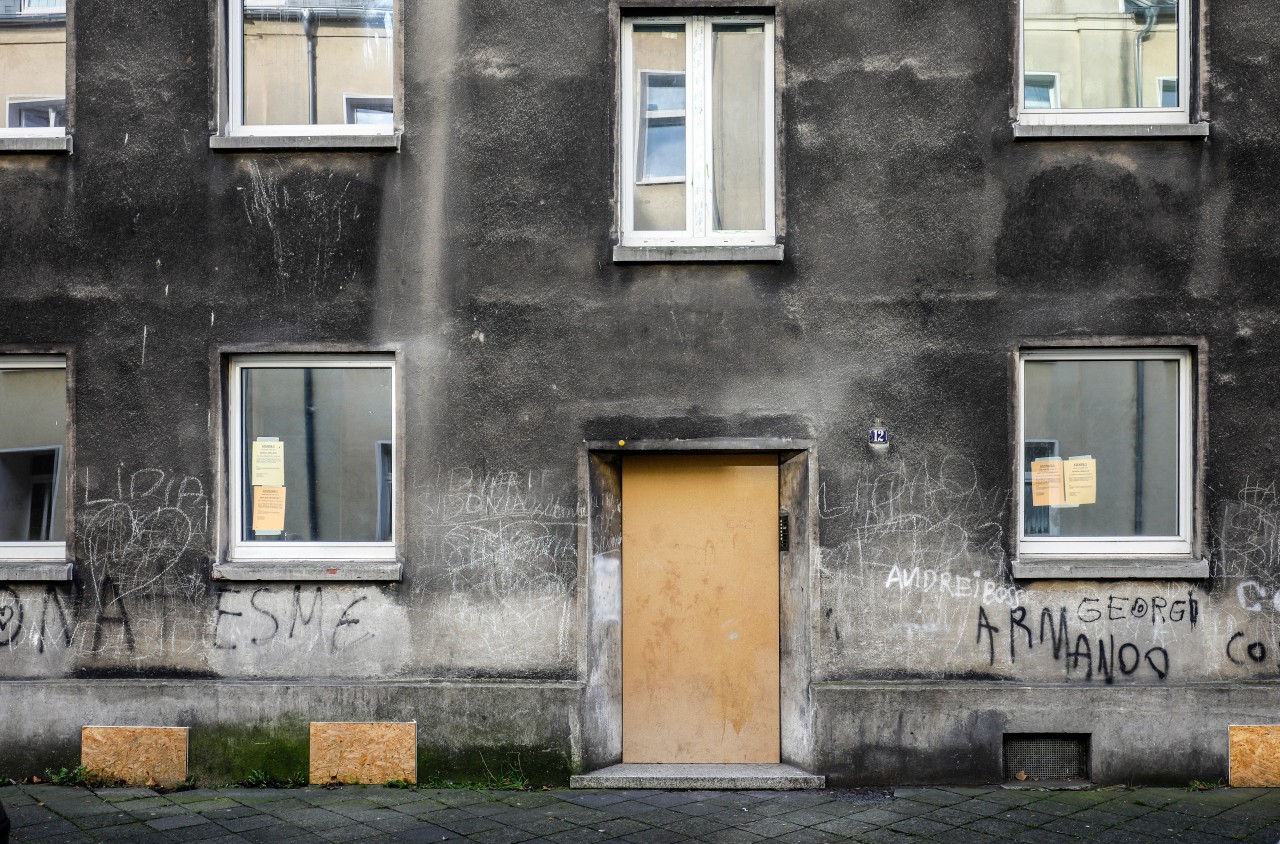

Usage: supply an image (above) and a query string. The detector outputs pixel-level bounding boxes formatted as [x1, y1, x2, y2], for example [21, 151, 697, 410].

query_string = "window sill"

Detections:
[0, 135, 72, 154]
[0, 561, 73, 582]
[1011, 556, 1209, 580]
[210, 133, 401, 152]
[1013, 123, 1210, 140]
[613, 243, 784, 263]
[213, 561, 403, 582]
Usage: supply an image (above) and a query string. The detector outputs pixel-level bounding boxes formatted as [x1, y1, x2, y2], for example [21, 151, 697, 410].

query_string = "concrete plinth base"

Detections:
[570, 763, 825, 790]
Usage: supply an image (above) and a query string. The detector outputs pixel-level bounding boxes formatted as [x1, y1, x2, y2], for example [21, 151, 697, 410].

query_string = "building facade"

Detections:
[1, 0, 1278, 786]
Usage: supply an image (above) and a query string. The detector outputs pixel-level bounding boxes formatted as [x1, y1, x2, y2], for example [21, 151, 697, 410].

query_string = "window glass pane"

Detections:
[1023, 0, 1179, 110]
[1024, 76, 1056, 108]
[1159, 77, 1178, 107]
[0, 1, 66, 130]
[632, 24, 686, 232]
[242, 0, 394, 127]
[241, 366, 393, 543]
[712, 23, 766, 232]
[1023, 359, 1179, 538]
[0, 365, 66, 542]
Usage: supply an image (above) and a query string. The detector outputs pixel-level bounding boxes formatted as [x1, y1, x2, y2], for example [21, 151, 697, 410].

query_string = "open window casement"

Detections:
[619, 15, 776, 248]
[0, 356, 68, 562]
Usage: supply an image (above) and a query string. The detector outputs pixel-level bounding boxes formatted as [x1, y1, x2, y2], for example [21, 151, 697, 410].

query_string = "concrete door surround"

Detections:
[577, 438, 819, 777]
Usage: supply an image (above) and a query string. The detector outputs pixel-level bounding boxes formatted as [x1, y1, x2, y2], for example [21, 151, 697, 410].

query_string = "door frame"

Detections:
[578, 438, 818, 771]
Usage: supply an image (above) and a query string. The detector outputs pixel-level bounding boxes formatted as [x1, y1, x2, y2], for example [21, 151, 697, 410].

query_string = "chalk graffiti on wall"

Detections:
[1, 467, 209, 663]
[413, 468, 581, 666]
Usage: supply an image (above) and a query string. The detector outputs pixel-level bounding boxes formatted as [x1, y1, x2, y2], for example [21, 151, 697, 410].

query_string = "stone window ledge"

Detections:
[213, 561, 403, 582]
[1013, 123, 1210, 140]
[210, 133, 401, 152]
[0, 135, 73, 154]
[1011, 556, 1209, 580]
[0, 561, 73, 582]
[613, 243, 784, 263]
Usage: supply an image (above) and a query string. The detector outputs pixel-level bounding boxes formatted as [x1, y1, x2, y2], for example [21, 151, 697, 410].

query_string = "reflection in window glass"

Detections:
[1023, 358, 1179, 538]
[631, 25, 686, 232]
[1023, 0, 1179, 110]
[711, 23, 766, 232]
[0, 0, 66, 131]
[241, 0, 394, 127]
[240, 365, 393, 543]
[0, 362, 66, 543]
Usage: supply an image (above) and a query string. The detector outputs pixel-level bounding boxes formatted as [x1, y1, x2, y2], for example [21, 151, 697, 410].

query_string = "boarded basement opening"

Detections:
[1003, 734, 1090, 782]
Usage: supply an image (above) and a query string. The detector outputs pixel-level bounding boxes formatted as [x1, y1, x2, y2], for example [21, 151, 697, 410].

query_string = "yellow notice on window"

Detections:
[251, 439, 284, 487]
[1064, 457, 1097, 506]
[1030, 458, 1065, 507]
[253, 486, 286, 533]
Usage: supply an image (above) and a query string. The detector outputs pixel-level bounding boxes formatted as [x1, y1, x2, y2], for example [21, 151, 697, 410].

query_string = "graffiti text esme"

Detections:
[213, 586, 373, 654]
[974, 593, 1200, 683]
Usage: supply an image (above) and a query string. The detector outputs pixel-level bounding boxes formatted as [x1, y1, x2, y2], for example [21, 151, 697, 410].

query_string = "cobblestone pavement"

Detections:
[4, 782, 1280, 844]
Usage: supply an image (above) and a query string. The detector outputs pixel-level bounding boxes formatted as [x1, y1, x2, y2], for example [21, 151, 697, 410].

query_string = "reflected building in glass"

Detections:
[241, 0, 394, 127]
[1023, 0, 1179, 110]
[0, 0, 66, 130]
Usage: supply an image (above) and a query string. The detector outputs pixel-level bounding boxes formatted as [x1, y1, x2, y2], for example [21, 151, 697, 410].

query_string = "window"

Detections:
[619, 15, 776, 250]
[1017, 0, 1191, 127]
[343, 94, 393, 126]
[0, 0, 68, 142]
[225, 0, 396, 139]
[0, 356, 67, 562]
[1016, 347, 1194, 563]
[227, 356, 396, 562]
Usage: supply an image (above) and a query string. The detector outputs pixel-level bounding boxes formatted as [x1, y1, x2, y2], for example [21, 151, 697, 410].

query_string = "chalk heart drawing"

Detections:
[82, 502, 194, 606]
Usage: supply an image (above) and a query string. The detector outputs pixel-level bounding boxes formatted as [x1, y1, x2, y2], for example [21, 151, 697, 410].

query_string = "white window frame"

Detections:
[1022, 72, 1061, 109]
[7, 96, 65, 131]
[1016, 0, 1190, 126]
[619, 15, 776, 248]
[227, 355, 396, 562]
[19, 0, 64, 13]
[0, 355, 67, 562]
[1017, 347, 1194, 558]
[342, 93, 393, 126]
[226, 0, 396, 138]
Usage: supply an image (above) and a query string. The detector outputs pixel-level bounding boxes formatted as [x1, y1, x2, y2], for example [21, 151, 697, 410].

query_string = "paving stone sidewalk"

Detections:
[4, 781, 1280, 844]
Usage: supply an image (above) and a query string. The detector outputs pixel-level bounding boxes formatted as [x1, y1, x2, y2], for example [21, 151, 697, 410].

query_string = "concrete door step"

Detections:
[570, 763, 825, 790]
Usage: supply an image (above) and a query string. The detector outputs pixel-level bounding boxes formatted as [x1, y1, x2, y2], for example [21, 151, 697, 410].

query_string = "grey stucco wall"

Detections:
[4, 0, 1280, 784]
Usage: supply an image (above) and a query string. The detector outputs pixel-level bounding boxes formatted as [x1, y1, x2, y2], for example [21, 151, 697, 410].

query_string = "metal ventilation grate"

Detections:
[1003, 734, 1089, 781]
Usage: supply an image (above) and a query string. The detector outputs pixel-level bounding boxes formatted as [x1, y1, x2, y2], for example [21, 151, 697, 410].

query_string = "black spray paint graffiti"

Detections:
[974, 593, 1200, 683]
[213, 586, 374, 654]
[0, 585, 80, 654]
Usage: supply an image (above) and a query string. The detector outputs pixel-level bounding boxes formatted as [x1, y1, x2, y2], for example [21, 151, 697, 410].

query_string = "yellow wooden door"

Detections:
[622, 453, 780, 763]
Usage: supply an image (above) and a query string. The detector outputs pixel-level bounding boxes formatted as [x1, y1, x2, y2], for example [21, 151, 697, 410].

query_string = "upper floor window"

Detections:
[619, 15, 776, 250]
[226, 0, 396, 138]
[1018, 0, 1191, 126]
[227, 355, 396, 563]
[1017, 347, 1195, 563]
[0, 356, 68, 562]
[0, 0, 67, 141]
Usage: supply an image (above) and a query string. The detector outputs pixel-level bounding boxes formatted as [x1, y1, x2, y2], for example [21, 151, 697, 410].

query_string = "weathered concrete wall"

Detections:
[3, 0, 1280, 785]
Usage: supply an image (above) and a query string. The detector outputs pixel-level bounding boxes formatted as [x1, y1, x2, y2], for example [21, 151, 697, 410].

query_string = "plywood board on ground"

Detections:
[309, 721, 416, 784]
[1230, 725, 1280, 786]
[81, 726, 188, 787]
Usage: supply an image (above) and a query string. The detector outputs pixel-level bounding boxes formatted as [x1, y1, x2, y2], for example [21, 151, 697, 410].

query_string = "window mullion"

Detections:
[689, 17, 708, 239]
